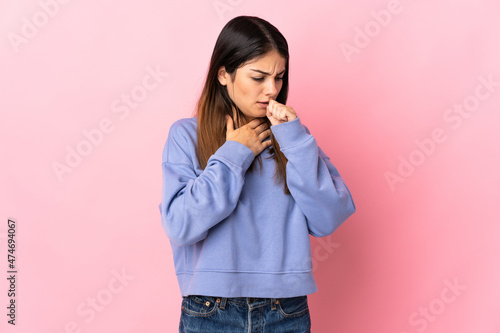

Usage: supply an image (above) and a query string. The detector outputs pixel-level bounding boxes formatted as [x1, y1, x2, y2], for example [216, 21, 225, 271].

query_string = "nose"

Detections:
[264, 79, 279, 97]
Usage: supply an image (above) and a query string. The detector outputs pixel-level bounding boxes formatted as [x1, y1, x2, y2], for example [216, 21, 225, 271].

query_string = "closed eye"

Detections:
[252, 77, 283, 82]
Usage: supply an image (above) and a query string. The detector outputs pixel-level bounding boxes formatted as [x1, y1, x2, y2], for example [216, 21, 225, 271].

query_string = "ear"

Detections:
[217, 66, 228, 86]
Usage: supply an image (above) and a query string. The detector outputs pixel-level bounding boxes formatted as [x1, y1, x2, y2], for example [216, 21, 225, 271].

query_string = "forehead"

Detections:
[240, 50, 286, 71]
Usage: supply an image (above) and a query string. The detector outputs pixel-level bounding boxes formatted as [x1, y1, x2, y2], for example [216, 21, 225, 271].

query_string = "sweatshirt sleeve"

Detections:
[270, 116, 356, 237]
[160, 119, 255, 247]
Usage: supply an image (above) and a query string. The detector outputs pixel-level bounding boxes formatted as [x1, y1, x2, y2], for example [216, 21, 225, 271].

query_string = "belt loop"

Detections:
[219, 297, 227, 309]
[271, 298, 277, 310]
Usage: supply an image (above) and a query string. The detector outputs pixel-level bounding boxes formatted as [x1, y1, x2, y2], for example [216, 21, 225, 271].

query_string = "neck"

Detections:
[232, 110, 257, 127]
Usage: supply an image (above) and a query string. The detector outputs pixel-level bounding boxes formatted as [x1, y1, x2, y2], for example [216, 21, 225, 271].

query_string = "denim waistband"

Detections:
[217, 297, 278, 310]
[185, 295, 307, 311]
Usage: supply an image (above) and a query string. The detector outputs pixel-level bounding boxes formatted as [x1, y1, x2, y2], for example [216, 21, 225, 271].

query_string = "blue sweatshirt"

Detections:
[159, 116, 356, 298]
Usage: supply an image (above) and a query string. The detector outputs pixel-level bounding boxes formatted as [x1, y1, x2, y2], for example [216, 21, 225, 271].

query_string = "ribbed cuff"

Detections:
[212, 140, 255, 171]
[270, 116, 310, 151]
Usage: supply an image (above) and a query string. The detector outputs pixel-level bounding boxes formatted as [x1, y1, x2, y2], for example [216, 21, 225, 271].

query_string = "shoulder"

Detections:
[167, 117, 198, 145]
[162, 117, 198, 163]
[169, 116, 198, 137]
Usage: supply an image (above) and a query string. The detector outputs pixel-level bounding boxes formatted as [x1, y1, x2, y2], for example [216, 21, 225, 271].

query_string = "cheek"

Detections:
[277, 81, 284, 93]
[237, 81, 255, 101]
[235, 85, 256, 114]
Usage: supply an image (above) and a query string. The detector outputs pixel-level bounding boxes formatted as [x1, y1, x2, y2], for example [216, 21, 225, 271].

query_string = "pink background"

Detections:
[1, 0, 499, 332]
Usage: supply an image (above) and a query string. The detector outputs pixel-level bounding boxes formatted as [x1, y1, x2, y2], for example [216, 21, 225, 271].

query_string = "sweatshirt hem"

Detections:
[177, 270, 318, 298]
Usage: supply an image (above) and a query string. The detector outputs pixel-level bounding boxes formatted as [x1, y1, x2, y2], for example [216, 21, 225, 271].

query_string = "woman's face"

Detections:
[218, 49, 287, 122]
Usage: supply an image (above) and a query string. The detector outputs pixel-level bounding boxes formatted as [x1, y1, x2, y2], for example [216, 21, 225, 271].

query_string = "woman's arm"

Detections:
[271, 117, 356, 237]
[160, 119, 255, 246]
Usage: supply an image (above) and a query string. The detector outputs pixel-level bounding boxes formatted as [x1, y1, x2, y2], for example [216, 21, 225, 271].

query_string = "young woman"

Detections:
[160, 15, 356, 333]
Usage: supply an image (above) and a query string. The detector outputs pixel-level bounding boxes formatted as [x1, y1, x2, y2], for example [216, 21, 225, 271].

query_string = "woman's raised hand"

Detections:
[266, 99, 297, 126]
[226, 115, 272, 156]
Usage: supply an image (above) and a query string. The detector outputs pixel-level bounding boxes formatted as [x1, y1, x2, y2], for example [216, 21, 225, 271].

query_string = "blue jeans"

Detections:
[179, 295, 311, 332]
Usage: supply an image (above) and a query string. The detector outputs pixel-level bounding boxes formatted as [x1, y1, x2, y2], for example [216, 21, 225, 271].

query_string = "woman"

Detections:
[160, 15, 356, 333]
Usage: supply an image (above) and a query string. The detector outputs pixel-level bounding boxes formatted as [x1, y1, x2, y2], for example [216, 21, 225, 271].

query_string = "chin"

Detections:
[255, 109, 268, 117]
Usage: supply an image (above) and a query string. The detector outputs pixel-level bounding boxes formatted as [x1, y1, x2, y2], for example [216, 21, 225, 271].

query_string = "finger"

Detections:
[267, 99, 276, 114]
[256, 122, 269, 133]
[259, 128, 271, 139]
[273, 106, 281, 120]
[262, 136, 273, 147]
[274, 102, 282, 117]
[267, 102, 274, 118]
[278, 106, 289, 120]
[279, 107, 287, 120]
[270, 99, 282, 110]
[271, 105, 281, 120]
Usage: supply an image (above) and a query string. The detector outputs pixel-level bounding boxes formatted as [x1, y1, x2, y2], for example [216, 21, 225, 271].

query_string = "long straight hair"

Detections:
[195, 15, 291, 194]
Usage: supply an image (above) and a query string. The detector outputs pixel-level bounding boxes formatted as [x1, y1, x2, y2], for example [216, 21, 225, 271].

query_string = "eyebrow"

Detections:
[250, 69, 286, 76]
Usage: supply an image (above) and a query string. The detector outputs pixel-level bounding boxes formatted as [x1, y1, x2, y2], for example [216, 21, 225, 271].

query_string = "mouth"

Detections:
[257, 101, 269, 108]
